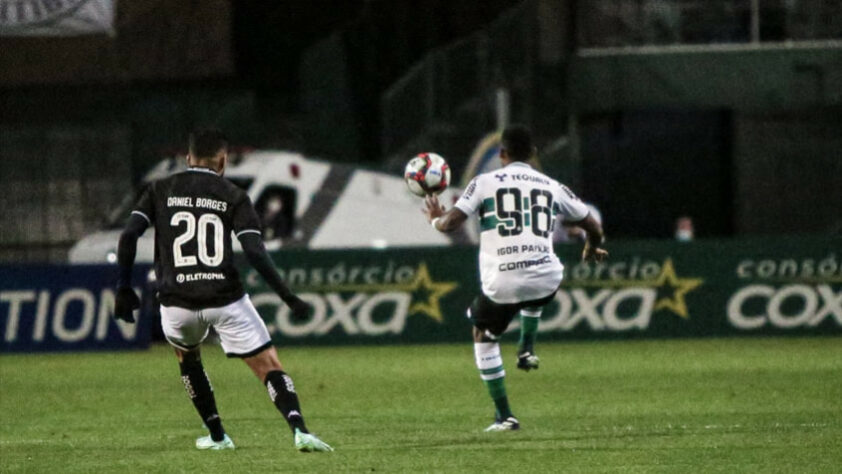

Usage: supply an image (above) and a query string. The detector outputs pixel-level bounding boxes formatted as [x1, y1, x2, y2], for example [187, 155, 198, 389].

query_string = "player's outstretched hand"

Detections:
[422, 194, 445, 223]
[582, 243, 609, 263]
[114, 287, 140, 323]
[284, 295, 311, 322]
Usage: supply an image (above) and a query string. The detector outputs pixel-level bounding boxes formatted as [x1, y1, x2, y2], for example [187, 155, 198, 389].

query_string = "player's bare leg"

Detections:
[473, 327, 520, 431]
[242, 345, 285, 381]
[243, 347, 333, 452]
[174, 347, 234, 450]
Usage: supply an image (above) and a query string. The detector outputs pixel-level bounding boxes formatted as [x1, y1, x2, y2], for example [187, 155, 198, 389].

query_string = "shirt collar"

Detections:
[188, 166, 220, 176]
[505, 161, 532, 169]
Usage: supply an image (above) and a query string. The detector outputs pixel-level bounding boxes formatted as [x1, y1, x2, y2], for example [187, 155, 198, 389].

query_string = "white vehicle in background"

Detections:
[68, 150, 474, 264]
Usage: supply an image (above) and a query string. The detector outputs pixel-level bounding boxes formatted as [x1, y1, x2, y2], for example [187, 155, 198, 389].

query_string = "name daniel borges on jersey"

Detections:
[167, 196, 228, 212]
[167, 196, 229, 284]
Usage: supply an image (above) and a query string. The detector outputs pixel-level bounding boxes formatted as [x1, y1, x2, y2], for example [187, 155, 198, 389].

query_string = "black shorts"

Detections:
[467, 291, 557, 337]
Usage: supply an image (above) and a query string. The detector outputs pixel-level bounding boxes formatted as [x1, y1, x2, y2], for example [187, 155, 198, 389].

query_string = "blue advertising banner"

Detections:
[0, 265, 152, 353]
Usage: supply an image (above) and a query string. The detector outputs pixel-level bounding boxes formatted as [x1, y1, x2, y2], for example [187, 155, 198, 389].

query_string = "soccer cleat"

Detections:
[516, 352, 539, 371]
[294, 428, 334, 452]
[484, 416, 520, 432]
[195, 434, 235, 450]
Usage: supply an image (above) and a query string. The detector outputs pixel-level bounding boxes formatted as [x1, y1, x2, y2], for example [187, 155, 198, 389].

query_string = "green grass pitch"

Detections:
[1, 337, 840, 473]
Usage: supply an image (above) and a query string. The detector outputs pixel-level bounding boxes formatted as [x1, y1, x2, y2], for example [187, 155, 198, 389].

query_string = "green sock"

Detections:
[518, 314, 539, 354]
[483, 377, 512, 419]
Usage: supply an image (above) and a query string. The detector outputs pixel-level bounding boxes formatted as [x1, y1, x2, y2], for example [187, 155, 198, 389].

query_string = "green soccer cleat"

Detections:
[516, 352, 539, 371]
[195, 434, 235, 450]
[294, 428, 334, 452]
[484, 416, 520, 432]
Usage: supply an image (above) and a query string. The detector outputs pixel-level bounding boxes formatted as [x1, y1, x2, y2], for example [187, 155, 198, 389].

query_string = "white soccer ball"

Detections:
[404, 152, 451, 197]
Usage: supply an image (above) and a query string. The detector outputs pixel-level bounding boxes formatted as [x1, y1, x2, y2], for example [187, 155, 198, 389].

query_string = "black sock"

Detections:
[180, 357, 226, 442]
[264, 370, 308, 434]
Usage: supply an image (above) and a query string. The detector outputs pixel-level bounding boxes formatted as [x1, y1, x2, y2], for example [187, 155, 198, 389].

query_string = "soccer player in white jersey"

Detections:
[424, 124, 607, 431]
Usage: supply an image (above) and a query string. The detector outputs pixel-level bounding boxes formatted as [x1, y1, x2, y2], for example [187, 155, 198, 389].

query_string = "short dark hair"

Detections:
[189, 129, 228, 159]
[501, 124, 533, 161]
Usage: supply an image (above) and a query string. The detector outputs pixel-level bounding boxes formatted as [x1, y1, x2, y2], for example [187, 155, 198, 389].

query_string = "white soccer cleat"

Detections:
[294, 428, 334, 452]
[195, 434, 235, 450]
[484, 416, 520, 432]
[517, 352, 540, 371]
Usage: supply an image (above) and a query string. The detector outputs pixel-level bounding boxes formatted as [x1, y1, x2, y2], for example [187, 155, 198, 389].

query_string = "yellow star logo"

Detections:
[292, 262, 458, 323]
[406, 263, 458, 322]
[652, 258, 703, 319]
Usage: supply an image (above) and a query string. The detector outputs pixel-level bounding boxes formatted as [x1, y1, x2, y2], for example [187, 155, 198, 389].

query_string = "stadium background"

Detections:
[1, 1, 840, 472]
[2, 0, 840, 262]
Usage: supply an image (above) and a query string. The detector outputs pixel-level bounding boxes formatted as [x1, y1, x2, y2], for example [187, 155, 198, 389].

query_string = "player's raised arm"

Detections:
[424, 193, 468, 232]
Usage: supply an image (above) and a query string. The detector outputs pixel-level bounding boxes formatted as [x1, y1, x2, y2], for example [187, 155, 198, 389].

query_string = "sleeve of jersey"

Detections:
[131, 184, 155, 226]
[453, 177, 482, 216]
[232, 194, 263, 239]
[557, 184, 590, 222]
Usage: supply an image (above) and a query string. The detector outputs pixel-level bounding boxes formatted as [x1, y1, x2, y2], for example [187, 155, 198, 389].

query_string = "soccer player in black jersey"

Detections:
[114, 129, 332, 452]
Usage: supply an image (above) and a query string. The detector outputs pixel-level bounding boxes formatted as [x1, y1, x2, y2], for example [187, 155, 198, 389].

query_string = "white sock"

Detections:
[474, 342, 505, 381]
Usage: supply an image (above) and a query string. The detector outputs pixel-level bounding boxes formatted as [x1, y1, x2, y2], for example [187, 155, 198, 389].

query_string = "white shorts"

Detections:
[160, 294, 272, 358]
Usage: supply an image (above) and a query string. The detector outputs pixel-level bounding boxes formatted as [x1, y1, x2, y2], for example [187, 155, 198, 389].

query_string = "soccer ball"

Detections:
[404, 153, 451, 196]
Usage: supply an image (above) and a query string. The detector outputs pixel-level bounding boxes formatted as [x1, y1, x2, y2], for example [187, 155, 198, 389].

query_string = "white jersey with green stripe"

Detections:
[454, 162, 590, 303]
